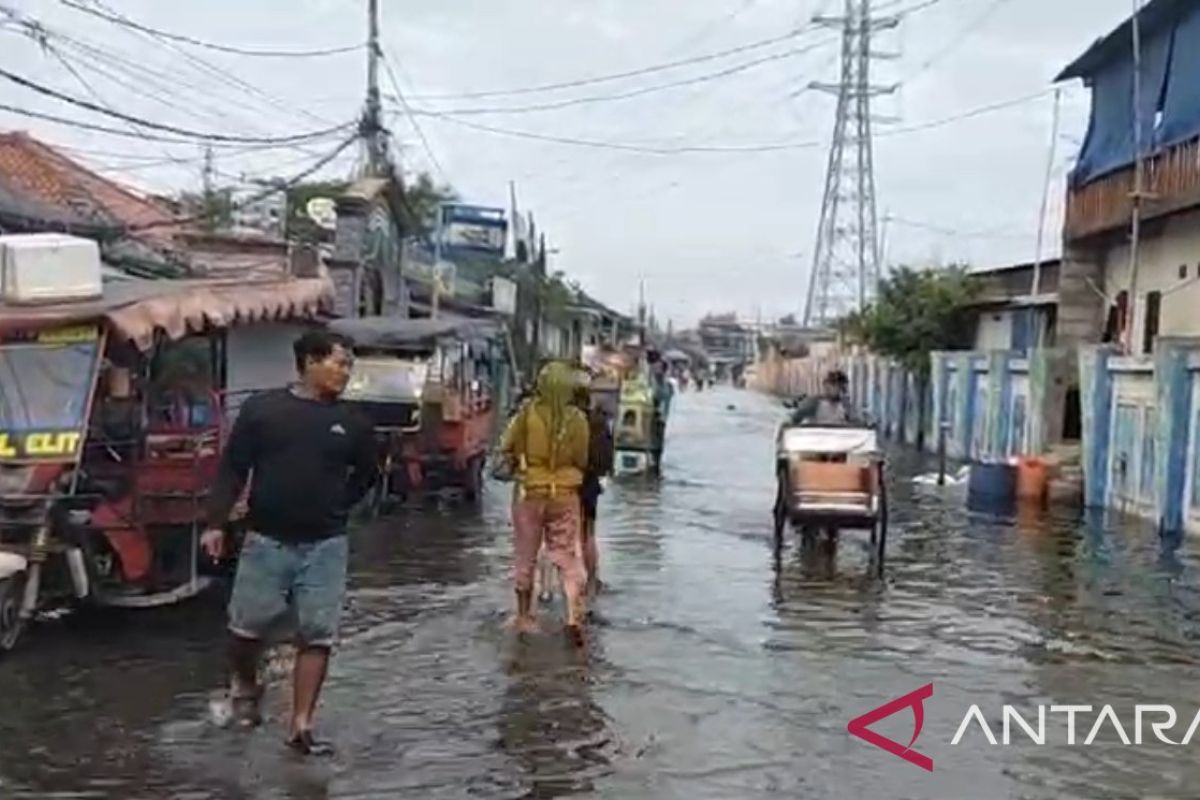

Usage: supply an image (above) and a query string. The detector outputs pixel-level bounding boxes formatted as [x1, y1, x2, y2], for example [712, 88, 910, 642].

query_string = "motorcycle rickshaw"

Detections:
[772, 424, 889, 575]
[330, 315, 506, 508]
[0, 243, 331, 652]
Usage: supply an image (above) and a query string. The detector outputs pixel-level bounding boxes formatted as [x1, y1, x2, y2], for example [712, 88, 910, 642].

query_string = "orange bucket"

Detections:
[1015, 456, 1049, 504]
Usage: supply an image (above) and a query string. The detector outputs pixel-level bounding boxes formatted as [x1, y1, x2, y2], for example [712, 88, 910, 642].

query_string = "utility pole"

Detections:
[1032, 88, 1062, 302]
[363, 0, 389, 176]
[1123, 0, 1146, 355]
[201, 142, 216, 231]
[804, 0, 897, 328]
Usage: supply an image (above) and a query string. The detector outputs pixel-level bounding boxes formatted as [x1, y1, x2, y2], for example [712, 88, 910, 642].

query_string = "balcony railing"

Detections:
[1064, 136, 1200, 242]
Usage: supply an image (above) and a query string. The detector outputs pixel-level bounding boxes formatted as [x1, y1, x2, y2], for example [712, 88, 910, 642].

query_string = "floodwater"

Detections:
[4, 389, 1200, 798]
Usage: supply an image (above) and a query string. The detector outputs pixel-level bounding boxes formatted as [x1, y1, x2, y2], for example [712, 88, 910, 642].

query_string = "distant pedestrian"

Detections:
[498, 362, 590, 645]
[202, 329, 377, 756]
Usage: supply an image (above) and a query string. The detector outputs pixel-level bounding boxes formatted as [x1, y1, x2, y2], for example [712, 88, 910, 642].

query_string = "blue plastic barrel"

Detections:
[967, 461, 1017, 514]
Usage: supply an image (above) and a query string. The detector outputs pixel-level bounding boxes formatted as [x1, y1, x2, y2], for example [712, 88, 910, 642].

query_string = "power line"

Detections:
[885, 215, 1029, 240]
[0, 64, 354, 144]
[901, 0, 1014, 83]
[404, 36, 838, 118]
[128, 134, 358, 232]
[60, 0, 363, 57]
[72, 0, 340, 130]
[0, 7, 301, 131]
[415, 86, 1053, 155]
[408, 25, 817, 101]
[380, 47, 450, 184]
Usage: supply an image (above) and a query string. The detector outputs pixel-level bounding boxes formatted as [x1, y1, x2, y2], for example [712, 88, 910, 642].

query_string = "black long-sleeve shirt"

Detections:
[207, 388, 377, 542]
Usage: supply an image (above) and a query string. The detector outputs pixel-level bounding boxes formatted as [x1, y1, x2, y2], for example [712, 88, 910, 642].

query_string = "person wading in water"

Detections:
[202, 330, 377, 756]
[574, 378, 613, 600]
[499, 362, 590, 645]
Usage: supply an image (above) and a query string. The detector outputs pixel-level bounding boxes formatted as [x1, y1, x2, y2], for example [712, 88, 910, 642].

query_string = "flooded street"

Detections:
[5, 387, 1200, 799]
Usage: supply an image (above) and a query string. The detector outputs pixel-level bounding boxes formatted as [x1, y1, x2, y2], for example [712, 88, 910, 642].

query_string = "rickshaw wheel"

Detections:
[0, 574, 27, 653]
[873, 462, 889, 578]
[772, 472, 787, 544]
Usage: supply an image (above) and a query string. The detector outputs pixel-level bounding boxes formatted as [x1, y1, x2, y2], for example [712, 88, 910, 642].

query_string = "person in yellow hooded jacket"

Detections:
[499, 361, 590, 644]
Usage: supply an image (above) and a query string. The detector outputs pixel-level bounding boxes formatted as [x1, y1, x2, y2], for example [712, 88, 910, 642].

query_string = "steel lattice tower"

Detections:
[804, 0, 896, 327]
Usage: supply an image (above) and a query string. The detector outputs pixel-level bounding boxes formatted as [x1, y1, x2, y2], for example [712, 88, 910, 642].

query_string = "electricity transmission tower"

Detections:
[803, 0, 897, 327]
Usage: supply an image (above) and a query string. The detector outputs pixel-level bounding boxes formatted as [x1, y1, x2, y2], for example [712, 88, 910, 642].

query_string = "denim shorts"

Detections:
[228, 532, 349, 648]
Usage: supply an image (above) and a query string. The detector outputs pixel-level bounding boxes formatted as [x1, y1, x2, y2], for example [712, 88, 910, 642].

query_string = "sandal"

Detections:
[287, 730, 336, 757]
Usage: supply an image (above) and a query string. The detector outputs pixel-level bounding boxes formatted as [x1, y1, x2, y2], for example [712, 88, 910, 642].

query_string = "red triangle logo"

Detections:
[847, 683, 934, 772]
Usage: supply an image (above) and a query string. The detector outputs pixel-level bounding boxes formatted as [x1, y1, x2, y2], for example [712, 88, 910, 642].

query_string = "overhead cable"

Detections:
[0, 64, 353, 144]
[127, 134, 359, 232]
[408, 25, 818, 101]
[381, 48, 450, 185]
[413, 87, 1053, 155]
[406, 37, 838, 117]
[60, 0, 363, 57]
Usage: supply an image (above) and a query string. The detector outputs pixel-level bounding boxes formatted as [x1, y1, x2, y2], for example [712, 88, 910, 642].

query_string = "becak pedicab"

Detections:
[772, 423, 889, 576]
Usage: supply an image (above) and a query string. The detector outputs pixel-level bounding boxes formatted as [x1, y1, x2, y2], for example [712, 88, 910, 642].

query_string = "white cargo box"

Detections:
[0, 233, 102, 305]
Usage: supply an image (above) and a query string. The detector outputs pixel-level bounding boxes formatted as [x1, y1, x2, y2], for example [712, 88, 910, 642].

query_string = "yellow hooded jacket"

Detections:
[501, 363, 589, 498]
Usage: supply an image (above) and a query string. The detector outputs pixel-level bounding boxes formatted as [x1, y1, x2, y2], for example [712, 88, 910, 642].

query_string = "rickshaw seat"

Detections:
[793, 461, 871, 494]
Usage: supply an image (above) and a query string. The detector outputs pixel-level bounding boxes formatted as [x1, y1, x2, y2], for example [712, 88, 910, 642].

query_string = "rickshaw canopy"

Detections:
[328, 314, 501, 352]
[0, 274, 332, 350]
[779, 426, 879, 456]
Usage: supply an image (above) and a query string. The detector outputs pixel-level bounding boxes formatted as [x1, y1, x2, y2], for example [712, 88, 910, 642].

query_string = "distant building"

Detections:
[965, 259, 1060, 353]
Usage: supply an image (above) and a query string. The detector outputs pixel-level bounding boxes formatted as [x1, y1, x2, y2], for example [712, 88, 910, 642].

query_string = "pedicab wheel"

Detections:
[874, 461, 889, 578]
[0, 573, 27, 653]
[772, 471, 787, 546]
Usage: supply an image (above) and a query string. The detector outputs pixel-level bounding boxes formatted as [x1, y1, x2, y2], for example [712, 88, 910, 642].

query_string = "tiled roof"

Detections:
[0, 132, 176, 242]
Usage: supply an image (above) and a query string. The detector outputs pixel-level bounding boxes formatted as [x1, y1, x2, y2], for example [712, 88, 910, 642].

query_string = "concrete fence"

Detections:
[753, 348, 1066, 459]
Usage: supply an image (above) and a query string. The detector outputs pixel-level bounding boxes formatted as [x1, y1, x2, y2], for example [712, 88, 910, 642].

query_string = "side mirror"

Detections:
[782, 398, 798, 410]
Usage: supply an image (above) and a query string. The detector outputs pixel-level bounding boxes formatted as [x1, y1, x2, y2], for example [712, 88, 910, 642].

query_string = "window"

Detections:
[1143, 291, 1162, 355]
[1140, 407, 1156, 502]
[1180, 264, 1189, 280]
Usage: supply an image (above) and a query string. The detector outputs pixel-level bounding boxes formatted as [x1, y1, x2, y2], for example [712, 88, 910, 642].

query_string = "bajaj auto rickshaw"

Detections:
[0, 235, 331, 652]
[330, 315, 506, 508]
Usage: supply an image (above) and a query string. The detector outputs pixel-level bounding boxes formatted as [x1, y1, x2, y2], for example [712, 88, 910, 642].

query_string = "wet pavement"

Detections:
[4, 388, 1200, 798]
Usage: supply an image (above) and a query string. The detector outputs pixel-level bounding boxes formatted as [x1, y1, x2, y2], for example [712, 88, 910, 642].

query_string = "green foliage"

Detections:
[177, 188, 233, 231]
[844, 265, 977, 376]
[399, 172, 458, 235]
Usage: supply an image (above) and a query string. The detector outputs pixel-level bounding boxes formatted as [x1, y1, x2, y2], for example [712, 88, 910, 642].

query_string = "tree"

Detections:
[176, 188, 233, 231]
[284, 171, 457, 242]
[399, 172, 458, 236]
[844, 265, 976, 446]
[846, 265, 976, 377]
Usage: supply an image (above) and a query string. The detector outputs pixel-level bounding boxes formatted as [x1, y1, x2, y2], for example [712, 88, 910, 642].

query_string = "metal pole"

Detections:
[937, 420, 948, 486]
[1123, 0, 1145, 355]
[1032, 89, 1062, 302]
[432, 203, 444, 319]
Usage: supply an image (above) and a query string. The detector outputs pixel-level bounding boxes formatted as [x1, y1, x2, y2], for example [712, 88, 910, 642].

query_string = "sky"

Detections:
[0, 0, 1135, 326]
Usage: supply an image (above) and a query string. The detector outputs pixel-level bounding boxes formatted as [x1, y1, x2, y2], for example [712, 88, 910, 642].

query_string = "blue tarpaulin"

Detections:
[1072, 26, 1173, 186]
[1159, 5, 1200, 148]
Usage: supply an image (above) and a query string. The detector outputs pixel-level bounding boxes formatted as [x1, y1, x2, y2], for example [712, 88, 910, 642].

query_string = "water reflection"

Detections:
[7, 389, 1200, 798]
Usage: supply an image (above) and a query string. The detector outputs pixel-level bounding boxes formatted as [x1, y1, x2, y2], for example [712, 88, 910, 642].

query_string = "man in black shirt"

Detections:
[202, 329, 376, 756]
